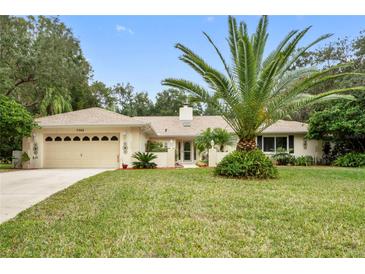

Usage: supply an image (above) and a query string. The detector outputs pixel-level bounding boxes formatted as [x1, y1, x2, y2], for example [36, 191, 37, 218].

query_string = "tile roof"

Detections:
[35, 107, 146, 127]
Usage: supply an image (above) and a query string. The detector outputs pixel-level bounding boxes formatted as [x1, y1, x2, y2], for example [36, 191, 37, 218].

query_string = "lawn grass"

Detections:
[0, 163, 13, 172]
[0, 167, 364, 257]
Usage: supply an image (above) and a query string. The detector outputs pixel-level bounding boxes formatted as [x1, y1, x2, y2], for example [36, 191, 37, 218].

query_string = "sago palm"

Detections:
[162, 16, 365, 151]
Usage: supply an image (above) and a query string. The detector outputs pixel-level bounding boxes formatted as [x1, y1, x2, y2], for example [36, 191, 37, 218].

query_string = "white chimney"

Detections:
[179, 104, 193, 126]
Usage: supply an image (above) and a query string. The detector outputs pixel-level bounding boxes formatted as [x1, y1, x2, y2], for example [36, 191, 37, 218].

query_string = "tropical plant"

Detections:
[162, 16, 365, 152]
[272, 148, 295, 165]
[21, 152, 30, 167]
[195, 127, 234, 153]
[333, 152, 365, 167]
[212, 128, 235, 152]
[132, 152, 158, 169]
[194, 128, 214, 152]
[294, 156, 314, 166]
[215, 150, 278, 179]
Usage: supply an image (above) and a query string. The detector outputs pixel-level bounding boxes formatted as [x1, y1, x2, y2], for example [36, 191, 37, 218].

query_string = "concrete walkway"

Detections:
[0, 169, 107, 223]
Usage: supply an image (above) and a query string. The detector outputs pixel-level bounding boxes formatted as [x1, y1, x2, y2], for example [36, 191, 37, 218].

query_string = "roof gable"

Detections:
[36, 107, 146, 127]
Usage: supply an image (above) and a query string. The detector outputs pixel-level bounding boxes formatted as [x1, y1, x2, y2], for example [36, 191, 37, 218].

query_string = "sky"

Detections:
[60, 16, 365, 99]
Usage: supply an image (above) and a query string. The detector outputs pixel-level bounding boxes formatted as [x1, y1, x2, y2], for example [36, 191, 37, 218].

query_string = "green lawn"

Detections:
[0, 163, 13, 172]
[0, 167, 364, 257]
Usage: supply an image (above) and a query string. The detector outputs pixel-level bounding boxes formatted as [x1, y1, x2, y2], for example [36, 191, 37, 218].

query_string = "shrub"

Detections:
[0, 95, 36, 162]
[294, 156, 314, 166]
[132, 152, 158, 169]
[272, 148, 295, 165]
[215, 149, 278, 179]
[334, 152, 365, 167]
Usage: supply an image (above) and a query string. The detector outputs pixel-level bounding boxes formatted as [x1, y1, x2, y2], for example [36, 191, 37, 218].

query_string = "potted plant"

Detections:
[122, 163, 128, 169]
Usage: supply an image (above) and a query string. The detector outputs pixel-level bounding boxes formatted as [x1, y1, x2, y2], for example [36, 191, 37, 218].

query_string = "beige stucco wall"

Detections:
[23, 126, 150, 169]
[22, 128, 44, 169]
[152, 149, 175, 167]
[209, 134, 323, 167]
[293, 135, 323, 160]
[23, 125, 323, 169]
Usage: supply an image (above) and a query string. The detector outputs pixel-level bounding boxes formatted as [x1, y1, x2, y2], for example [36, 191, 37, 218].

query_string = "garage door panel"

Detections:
[44, 134, 120, 168]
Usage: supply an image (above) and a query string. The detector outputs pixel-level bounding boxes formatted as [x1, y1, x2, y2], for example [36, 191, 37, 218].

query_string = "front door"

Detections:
[183, 141, 191, 161]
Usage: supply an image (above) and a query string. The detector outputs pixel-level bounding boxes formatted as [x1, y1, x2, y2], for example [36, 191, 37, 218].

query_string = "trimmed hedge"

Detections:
[334, 153, 365, 167]
[215, 149, 278, 179]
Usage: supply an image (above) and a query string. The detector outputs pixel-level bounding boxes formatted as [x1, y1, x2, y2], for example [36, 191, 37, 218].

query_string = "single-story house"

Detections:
[22, 105, 323, 169]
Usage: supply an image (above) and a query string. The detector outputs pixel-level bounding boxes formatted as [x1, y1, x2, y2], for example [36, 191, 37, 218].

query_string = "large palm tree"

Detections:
[162, 16, 364, 151]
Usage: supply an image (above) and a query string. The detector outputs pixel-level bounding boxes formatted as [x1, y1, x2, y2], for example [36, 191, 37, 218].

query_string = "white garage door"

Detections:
[43, 134, 120, 168]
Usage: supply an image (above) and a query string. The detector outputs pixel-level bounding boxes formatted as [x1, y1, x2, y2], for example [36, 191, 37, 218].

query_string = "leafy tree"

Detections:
[307, 93, 365, 156]
[153, 89, 206, 116]
[89, 81, 116, 111]
[112, 83, 154, 116]
[0, 16, 92, 115]
[0, 95, 36, 161]
[133, 92, 154, 116]
[163, 16, 365, 151]
[292, 30, 365, 121]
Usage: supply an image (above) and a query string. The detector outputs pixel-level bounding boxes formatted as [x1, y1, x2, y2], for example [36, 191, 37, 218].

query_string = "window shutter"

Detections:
[257, 136, 262, 150]
[289, 135, 294, 153]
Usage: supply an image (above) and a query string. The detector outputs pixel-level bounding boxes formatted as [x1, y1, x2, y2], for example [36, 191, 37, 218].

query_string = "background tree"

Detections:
[307, 93, 365, 158]
[153, 89, 206, 116]
[89, 81, 116, 110]
[292, 30, 365, 121]
[111, 83, 154, 116]
[0, 95, 36, 161]
[0, 16, 93, 115]
[163, 16, 365, 151]
[133, 92, 154, 116]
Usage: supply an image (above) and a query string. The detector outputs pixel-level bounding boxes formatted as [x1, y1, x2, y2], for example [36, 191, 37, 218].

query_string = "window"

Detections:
[45, 137, 53, 142]
[276, 137, 287, 151]
[263, 137, 275, 152]
[55, 136, 62, 142]
[289, 135, 294, 153]
[82, 136, 90, 141]
[92, 136, 99, 141]
[64, 136, 71, 141]
[177, 141, 181, 160]
[260, 136, 292, 153]
[101, 136, 109, 141]
[73, 136, 80, 141]
[111, 136, 118, 141]
[257, 136, 262, 149]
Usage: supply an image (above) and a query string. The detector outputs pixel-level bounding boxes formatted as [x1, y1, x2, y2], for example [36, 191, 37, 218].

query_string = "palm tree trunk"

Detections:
[236, 138, 256, 151]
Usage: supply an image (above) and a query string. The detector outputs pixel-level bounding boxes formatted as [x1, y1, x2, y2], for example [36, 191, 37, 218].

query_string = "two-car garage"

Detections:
[43, 134, 120, 168]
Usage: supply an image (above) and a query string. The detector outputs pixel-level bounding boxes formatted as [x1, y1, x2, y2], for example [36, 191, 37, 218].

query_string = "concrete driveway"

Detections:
[0, 169, 107, 223]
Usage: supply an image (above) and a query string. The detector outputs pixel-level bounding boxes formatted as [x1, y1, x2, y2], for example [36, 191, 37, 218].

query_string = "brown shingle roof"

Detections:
[135, 116, 308, 137]
[36, 107, 146, 127]
[35, 107, 308, 135]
